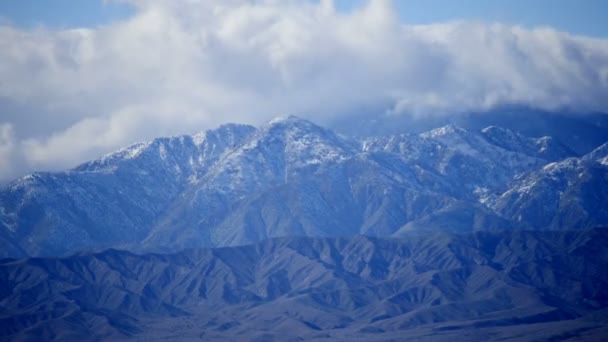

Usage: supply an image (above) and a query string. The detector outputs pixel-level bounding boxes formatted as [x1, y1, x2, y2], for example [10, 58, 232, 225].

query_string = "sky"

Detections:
[0, 0, 607, 182]
[1, 0, 607, 37]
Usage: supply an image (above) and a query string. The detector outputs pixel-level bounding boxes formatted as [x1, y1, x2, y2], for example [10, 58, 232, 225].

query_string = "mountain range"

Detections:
[2, 115, 608, 258]
[2, 113, 608, 341]
[2, 229, 608, 341]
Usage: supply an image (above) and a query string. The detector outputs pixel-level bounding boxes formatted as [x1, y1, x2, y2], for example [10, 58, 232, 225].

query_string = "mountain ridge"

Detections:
[2, 229, 608, 341]
[1, 115, 607, 258]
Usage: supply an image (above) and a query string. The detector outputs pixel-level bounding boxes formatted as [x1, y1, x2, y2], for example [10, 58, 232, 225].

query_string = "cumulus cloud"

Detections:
[0, 0, 608, 182]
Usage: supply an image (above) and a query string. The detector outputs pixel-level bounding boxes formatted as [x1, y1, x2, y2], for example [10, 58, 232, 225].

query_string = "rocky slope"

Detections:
[1, 229, 607, 341]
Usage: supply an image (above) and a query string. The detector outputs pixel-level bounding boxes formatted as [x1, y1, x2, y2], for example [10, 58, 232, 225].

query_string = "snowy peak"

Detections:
[420, 124, 465, 138]
[481, 125, 575, 161]
[364, 124, 549, 197]
[264, 114, 308, 126]
[584, 142, 608, 165]
[72, 123, 255, 179]
[259, 115, 358, 166]
[481, 125, 531, 152]
[191, 123, 256, 174]
[493, 142, 608, 230]
[477, 125, 572, 160]
[256, 115, 331, 140]
[192, 123, 255, 147]
[419, 124, 485, 157]
[203, 116, 358, 193]
[366, 124, 478, 157]
[74, 140, 154, 172]
[257, 115, 347, 146]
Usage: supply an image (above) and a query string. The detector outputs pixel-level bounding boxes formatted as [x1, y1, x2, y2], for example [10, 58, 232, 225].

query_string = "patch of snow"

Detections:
[93, 141, 151, 165]
[193, 132, 207, 145]
[268, 116, 290, 125]
[421, 125, 458, 138]
[516, 183, 535, 195]
[362, 140, 371, 152]
[542, 162, 559, 171]
[122, 142, 151, 159]
[0, 206, 17, 233]
[159, 143, 167, 161]
[473, 186, 490, 203]
[420, 126, 479, 157]
[14, 174, 34, 187]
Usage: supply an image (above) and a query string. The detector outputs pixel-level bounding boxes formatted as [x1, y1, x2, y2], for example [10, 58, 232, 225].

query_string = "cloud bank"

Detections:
[1, 0, 608, 182]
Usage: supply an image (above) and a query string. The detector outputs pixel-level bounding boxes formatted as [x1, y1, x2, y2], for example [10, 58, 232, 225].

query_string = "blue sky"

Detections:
[0, 0, 134, 28]
[0, 0, 607, 37]
[336, 0, 608, 37]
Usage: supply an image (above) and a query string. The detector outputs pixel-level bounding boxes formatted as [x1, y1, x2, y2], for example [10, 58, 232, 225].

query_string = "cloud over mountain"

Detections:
[1, 0, 608, 182]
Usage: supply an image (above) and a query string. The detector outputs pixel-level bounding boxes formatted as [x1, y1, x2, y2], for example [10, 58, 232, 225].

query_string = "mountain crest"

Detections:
[2, 117, 608, 258]
[584, 141, 608, 165]
[198, 116, 358, 196]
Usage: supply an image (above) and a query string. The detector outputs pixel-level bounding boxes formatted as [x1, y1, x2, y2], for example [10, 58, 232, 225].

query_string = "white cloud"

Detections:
[0, 0, 608, 182]
[0, 123, 15, 163]
[0, 123, 24, 181]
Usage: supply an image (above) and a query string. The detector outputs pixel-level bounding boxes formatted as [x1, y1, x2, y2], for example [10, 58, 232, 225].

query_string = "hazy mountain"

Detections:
[2, 229, 607, 341]
[0, 115, 606, 258]
[331, 108, 608, 156]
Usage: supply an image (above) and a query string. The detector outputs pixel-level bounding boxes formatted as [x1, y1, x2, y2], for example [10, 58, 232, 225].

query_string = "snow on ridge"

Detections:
[420, 125, 480, 157]
[420, 124, 463, 139]
[266, 115, 303, 126]
[541, 158, 580, 173]
[0, 206, 17, 232]
[124, 142, 152, 159]
[91, 141, 152, 166]
[192, 131, 207, 145]
[267, 116, 291, 125]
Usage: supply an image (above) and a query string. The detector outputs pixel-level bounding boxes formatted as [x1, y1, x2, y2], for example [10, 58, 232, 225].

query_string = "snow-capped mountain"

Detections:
[0, 116, 606, 258]
[364, 124, 551, 196]
[0, 123, 256, 257]
[493, 142, 608, 230]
